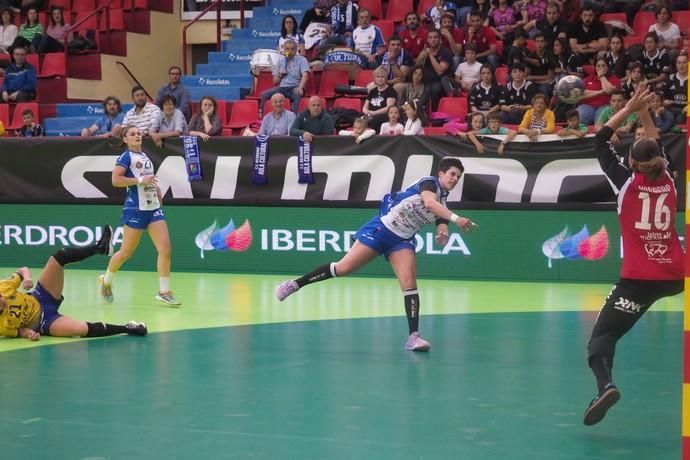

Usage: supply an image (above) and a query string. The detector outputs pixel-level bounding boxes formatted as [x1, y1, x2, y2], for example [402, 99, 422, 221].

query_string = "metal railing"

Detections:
[182, 0, 223, 75]
[116, 60, 152, 100]
[63, 0, 119, 69]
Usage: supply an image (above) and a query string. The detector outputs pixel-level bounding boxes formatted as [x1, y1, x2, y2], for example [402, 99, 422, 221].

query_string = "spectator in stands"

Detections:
[379, 105, 404, 135]
[363, 66, 397, 132]
[621, 61, 646, 100]
[0, 8, 17, 54]
[440, 13, 463, 67]
[500, 63, 536, 123]
[8, 7, 42, 54]
[258, 92, 296, 136]
[80, 96, 124, 138]
[557, 109, 588, 138]
[525, 32, 555, 97]
[37, 6, 71, 54]
[576, 57, 620, 125]
[505, 27, 529, 69]
[602, 0, 640, 27]
[300, 0, 331, 35]
[16, 107, 42, 137]
[155, 66, 191, 121]
[423, 0, 458, 30]
[665, 52, 687, 125]
[443, 43, 482, 96]
[260, 39, 310, 117]
[649, 91, 675, 134]
[641, 32, 671, 91]
[459, 10, 500, 70]
[290, 95, 335, 140]
[400, 12, 427, 60]
[122, 85, 161, 136]
[187, 96, 222, 140]
[338, 117, 375, 143]
[522, 0, 548, 37]
[594, 90, 637, 142]
[402, 99, 424, 135]
[478, 112, 518, 155]
[603, 35, 628, 80]
[401, 65, 430, 124]
[375, 35, 413, 100]
[457, 111, 486, 153]
[567, 4, 608, 67]
[488, 0, 525, 47]
[1, 45, 35, 102]
[278, 15, 306, 56]
[518, 93, 554, 140]
[330, 0, 358, 38]
[149, 95, 187, 148]
[649, 5, 680, 61]
[552, 36, 577, 79]
[465, 0, 491, 26]
[349, 8, 385, 68]
[416, 29, 453, 111]
[535, 2, 569, 51]
[469, 63, 503, 118]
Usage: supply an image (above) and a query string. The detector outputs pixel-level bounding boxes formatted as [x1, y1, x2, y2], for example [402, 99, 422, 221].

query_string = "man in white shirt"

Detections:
[442, 43, 482, 97]
[349, 8, 385, 68]
[122, 85, 161, 136]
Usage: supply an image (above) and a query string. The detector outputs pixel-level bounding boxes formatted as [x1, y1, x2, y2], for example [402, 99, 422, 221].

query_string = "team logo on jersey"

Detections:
[644, 243, 668, 258]
[542, 225, 608, 268]
[195, 219, 252, 258]
[135, 161, 143, 169]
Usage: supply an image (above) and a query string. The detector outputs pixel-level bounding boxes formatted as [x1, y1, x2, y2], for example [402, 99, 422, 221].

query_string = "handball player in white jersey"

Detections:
[583, 86, 684, 426]
[275, 157, 476, 351]
[98, 125, 180, 306]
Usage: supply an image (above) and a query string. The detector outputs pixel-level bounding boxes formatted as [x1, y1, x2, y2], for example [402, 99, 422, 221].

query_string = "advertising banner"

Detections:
[0, 135, 685, 210]
[181, 0, 261, 20]
[0, 204, 684, 282]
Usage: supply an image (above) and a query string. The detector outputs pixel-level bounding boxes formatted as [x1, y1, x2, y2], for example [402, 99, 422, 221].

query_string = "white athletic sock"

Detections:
[103, 270, 115, 286]
[159, 277, 170, 293]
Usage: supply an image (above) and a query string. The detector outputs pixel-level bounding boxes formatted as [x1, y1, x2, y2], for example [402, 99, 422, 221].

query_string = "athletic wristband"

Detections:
[450, 214, 459, 223]
[137, 176, 144, 185]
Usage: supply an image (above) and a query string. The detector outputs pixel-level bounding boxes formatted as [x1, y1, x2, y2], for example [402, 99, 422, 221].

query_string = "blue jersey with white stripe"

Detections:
[380, 176, 447, 239]
[115, 150, 160, 211]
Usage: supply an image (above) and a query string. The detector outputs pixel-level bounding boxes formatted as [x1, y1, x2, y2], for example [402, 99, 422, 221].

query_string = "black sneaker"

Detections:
[97, 225, 114, 256]
[125, 321, 148, 336]
[583, 383, 620, 426]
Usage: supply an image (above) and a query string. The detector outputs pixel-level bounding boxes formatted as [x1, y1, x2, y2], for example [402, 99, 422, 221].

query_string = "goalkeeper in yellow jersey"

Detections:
[0, 225, 147, 340]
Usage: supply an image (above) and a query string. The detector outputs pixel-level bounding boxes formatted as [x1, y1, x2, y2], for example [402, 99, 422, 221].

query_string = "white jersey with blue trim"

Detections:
[380, 176, 447, 239]
[115, 150, 160, 211]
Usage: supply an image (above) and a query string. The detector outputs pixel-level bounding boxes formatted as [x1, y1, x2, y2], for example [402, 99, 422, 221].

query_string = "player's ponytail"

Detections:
[635, 156, 667, 182]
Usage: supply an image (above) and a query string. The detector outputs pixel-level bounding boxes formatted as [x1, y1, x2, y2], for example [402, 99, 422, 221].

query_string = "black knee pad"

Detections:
[52, 248, 69, 266]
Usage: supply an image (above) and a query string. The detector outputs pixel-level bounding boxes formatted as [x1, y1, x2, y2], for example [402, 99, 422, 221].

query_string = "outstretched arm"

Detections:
[420, 190, 476, 231]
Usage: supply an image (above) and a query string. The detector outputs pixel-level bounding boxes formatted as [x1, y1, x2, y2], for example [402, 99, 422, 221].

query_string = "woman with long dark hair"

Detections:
[278, 15, 306, 56]
[37, 6, 71, 54]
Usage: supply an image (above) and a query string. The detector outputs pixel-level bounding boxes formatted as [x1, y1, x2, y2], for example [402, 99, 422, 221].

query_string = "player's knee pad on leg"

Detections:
[52, 248, 69, 266]
[588, 334, 617, 361]
[86, 321, 106, 337]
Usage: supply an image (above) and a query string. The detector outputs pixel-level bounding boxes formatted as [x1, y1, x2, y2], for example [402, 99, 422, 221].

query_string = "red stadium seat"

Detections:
[25, 53, 39, 70]
[263, 97, 291, 116]
[632, 12, 655, 37]
[7, 102, 39, 130]
[581, 64, 594, 78]
[437, 97, 468, 120]
[0, 103, 9, 127]
[599, 13, 627, 25]
[353, 69, 374, 88]
[246, 71, 274, 100]
[358, 0, 383, 20]
[495, 66, 508, 85]
[318, 69, 349, 99]
[333, 98, 362, 111]
[298, 96, 327, 113]
[417, 0, 435, 16]
[224, 99, 259, 129]
[73, 11, 100, 34]
[373, 20, 394, 40]
[623, 35, 645, 48]
[39, 53, 66, 78]
[386, 0, 413, 23]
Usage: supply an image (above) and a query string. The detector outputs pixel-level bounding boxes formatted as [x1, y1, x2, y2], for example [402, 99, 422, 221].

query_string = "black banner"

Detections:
[0, 134, 685, 210]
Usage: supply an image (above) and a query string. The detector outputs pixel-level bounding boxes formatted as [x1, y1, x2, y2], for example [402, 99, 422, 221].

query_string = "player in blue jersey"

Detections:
[275, 157, 476, 351]
[98, 125, 181, 306]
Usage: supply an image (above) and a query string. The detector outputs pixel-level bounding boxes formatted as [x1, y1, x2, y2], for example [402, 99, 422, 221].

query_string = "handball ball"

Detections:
[556, 75, 585, 104]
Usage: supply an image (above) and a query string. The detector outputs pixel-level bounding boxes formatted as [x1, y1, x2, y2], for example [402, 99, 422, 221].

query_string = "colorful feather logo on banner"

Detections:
[542, 225, 609, 267]
[194, 219, 253, 257]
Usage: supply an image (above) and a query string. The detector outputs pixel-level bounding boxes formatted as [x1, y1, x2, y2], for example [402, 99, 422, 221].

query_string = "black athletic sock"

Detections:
[589, 354, 613, 392]
[404, 289, 420, 334]
[53, 245, 100, 267]
[86, 322, 128, 337]
[295, 263, 336, 288]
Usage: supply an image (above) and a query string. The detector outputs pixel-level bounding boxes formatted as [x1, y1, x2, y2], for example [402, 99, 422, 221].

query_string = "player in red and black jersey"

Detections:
[583, 86, 684, 426]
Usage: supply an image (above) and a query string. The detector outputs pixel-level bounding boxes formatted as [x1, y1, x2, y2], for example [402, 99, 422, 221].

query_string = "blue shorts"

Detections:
[32, 282, 64, 335]
[355, 216, 415, 258]
[120, 208, 165, 230]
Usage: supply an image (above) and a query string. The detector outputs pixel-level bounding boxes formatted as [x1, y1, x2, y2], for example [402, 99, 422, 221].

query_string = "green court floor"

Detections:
[0, 268, 683, 459]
